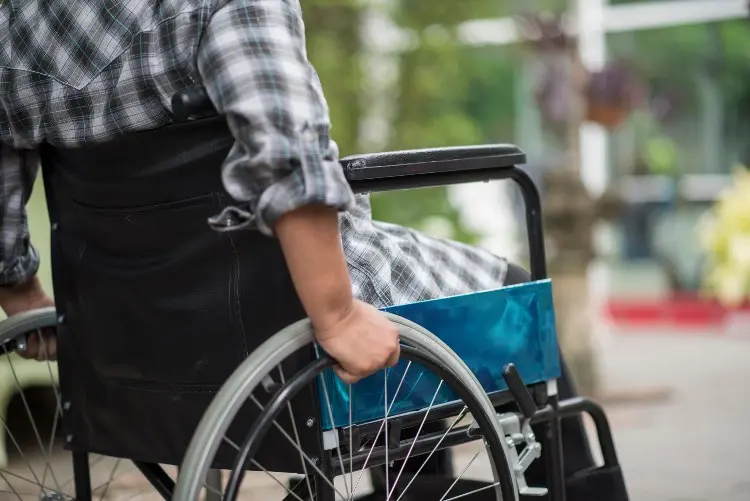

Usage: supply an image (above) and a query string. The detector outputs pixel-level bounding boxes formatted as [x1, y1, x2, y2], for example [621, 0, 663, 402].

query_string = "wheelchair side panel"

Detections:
[318, 279, 561, 429]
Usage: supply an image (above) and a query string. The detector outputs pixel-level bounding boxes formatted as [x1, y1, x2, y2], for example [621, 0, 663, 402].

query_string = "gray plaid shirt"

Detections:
[0, 0, 508, 307]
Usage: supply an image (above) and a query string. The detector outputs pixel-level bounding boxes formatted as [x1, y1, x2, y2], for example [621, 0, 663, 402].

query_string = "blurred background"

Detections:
[18, 0, 750, 499]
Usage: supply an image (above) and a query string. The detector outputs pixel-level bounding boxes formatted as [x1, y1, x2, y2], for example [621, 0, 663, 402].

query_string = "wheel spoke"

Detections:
[250, 460, 307, 501]
[348, 384, 353, 499]
[93, 458, 122, 500]
[316, 368, 349, 498]
[438, 444, 485, 501]
[0, 467, 72, 499]
[0, 398, 45, 490]
[394, 407, 469, 501]
[222, 436, 241, 451]
[38, 393, 61, 491]
[250, 395, 347, 500]
[202, 475, 224, 499]
[351, 363, 412, 497]
[37, 334, 65, 493]
[0, 470, 25, 501]
[384, 369, 390, 500]
[387, 380, 444, 499]
[443, 482, 500, 501]
[7, 341, 63, 493]
[279, 366, 315, 501]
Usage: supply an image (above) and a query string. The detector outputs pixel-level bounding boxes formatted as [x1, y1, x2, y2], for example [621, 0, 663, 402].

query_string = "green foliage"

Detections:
[305, 1, 750, 238]
[643, 136, 678, 176]
[304, 1, 363, 156]
[374, 31, 486, 242]
[305, 0, 510, 242]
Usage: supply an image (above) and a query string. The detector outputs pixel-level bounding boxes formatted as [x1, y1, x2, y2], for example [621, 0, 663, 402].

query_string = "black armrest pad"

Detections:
[341, 145, 525, 181]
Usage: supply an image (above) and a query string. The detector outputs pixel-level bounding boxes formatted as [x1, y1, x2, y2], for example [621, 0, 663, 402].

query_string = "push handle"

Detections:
[502, 363, 537, 420]
[171, 87, 216, 122]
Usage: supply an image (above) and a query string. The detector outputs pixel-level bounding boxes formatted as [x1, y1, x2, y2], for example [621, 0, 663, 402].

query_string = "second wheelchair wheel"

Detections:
[0, 308, 183, 501]
[174, 313, 520, 501]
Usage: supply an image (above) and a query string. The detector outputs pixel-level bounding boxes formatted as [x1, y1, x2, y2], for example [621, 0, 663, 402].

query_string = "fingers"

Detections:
[333, 365, 361, 385]
[15, 330, 57, 362]
[386, 342, 400, 368]
[38, 333, 57, 361]
[334, 343, 401, 385]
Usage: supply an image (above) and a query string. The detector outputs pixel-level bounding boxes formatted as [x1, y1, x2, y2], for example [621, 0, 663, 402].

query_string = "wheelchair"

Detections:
[0, 87, 629, 501]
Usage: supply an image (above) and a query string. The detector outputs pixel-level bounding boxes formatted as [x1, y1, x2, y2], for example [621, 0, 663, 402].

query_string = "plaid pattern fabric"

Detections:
[0, 0, 508, 302]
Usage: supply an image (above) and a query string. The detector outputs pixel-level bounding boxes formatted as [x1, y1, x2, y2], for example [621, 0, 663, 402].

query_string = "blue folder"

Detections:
[318, 279, 561, 430]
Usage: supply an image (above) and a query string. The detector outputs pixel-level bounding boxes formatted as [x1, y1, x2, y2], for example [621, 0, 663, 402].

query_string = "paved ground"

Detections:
[595, 329, 750, 501]
[3, 328, 750, 500]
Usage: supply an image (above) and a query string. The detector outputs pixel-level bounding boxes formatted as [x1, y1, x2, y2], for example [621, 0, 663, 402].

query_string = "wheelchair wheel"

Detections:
[0, 308, 178, 501]
[174, 313, 519, 501]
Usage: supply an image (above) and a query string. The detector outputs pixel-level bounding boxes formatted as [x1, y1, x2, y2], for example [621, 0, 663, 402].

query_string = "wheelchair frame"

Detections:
[0, 87, 626, 501]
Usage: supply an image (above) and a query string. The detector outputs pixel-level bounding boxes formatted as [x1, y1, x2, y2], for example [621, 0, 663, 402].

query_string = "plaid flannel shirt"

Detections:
[0, 0, 508, 306]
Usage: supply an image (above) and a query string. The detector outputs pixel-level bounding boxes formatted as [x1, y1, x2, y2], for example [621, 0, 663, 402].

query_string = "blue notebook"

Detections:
[318, 279, 561, 430]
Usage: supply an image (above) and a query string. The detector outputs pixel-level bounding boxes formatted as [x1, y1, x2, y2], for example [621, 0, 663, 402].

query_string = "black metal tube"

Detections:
[72, 452, 92, 501]
[132, 461, 176, 501]
[558, 397, 620, 468]
[508, 167, 547, 281]
[348, 166, 547, 281]
[541, 394, 566, 501]
[531, 397, 620, 468]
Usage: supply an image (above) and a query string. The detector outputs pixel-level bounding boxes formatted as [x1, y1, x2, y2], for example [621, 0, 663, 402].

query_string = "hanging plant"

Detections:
[585, 60, 645, 129]
[515, 13, 645, 129]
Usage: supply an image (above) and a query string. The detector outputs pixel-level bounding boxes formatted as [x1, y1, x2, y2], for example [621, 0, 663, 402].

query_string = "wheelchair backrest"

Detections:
[39, 116, 320, 471]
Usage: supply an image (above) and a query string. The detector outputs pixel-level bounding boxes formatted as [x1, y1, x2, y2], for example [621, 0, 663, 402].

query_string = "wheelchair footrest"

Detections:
[566, 465, 629, 501]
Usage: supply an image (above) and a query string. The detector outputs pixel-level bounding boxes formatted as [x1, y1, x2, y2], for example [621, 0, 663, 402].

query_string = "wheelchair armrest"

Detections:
[341, 146, 526, 193]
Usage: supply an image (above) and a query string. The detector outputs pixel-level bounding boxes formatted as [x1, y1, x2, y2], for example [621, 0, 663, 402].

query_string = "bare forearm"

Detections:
[275, 205, 353, 330]
[0, 276, 54, 316]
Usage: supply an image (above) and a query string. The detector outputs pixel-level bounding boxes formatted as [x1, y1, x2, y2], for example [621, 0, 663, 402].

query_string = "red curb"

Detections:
[604, 294, 750, 329]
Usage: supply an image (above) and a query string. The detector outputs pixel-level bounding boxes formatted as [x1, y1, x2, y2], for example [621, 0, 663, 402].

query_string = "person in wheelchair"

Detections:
[0, 0, 623, 499]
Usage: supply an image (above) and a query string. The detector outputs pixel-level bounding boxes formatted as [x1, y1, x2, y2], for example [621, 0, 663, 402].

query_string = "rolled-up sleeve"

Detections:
[197, 0, 355, 235]
[0, 145, 40, 286]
